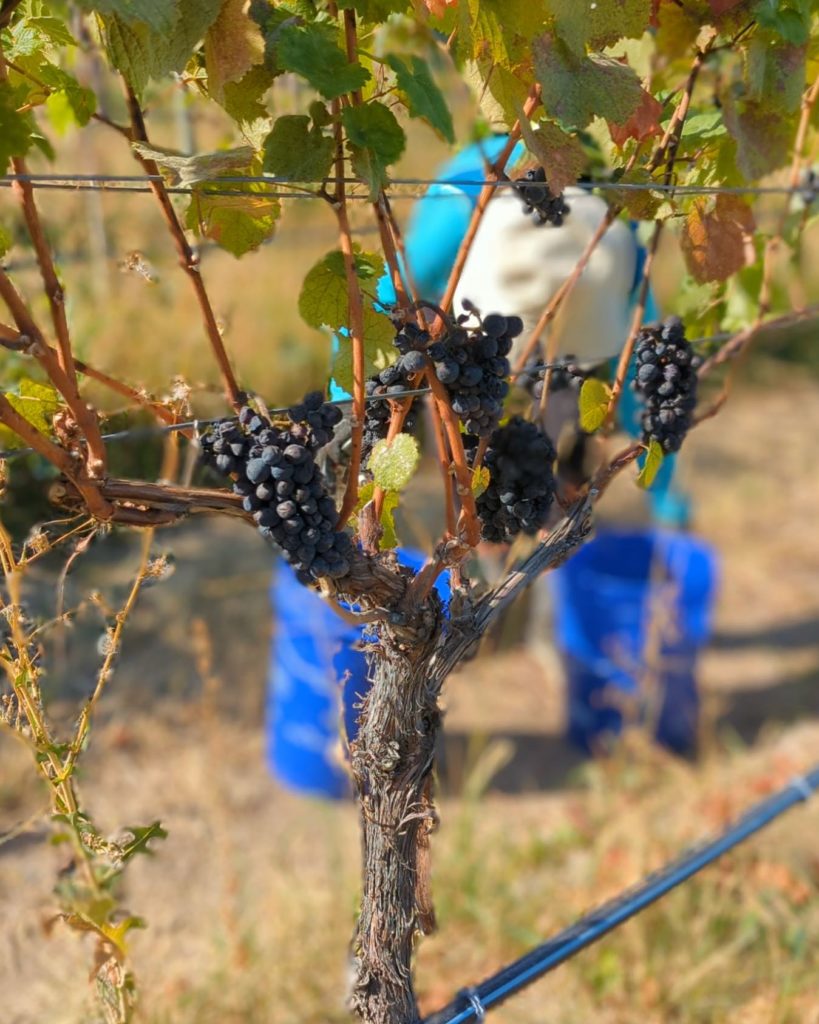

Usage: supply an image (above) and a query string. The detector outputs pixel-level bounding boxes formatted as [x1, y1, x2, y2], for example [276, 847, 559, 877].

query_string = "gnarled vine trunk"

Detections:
[348, 604, 446, 1024]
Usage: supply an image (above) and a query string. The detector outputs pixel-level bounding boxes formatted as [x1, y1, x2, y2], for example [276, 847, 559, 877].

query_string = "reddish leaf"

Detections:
[608, 88, 663, 146]
[680, 194, 755, 284]
[517, 116, 586, 193]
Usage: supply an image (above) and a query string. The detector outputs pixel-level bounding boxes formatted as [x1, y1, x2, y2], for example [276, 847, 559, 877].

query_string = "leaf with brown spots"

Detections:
[680, 194, 755, 284]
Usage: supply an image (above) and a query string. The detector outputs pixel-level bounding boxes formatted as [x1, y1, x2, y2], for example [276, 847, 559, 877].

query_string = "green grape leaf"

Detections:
[222, 64, 276, 125]
[459, 0, 546, 67]
[299, 248, 384, 330]
[345, 0, 409, 19]
[0, 225, 11, 258]
[754, 0, 812, 45]
[205, 0, 266, 102]
[463, 58, 530, 131]
[636, 439, 664, 489]
[385, 54, 454, 144]
[549, 0, 652, 55]
[745, 34, 806, 114]
[342, 103, 406, 199]
[37, 65, 96, 130]
[516, 114, 585, 193]
[100, 0, 222, 99]
[680, 194, 755, 284]
[75, 0, 177, 32]
[679, 111, 727, 142]
[132, 143, 256, 186]
[5, 380, 61, 438]
[185, 176, 280, 258]
[578, 378, 612, 433]
[377, 488, 401, 550]
[262, 115, 334, 181]
[533, 34, 643, 130]
[0, 88, 33, 172]
[368, 433, 420, 492]
[722, 89, 794, 181]
[352, 481, 400, 551]
[472, 464, 490, 498]
[277, 22, 370, 101]
[118, 821, 168, 861]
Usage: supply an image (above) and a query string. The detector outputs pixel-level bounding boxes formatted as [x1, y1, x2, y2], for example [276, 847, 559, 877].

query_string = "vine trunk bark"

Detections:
[348, 617, 445, 1024]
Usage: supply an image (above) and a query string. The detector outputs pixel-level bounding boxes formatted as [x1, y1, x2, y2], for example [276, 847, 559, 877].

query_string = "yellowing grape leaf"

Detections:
[680, 194, 755, 284]
[579, 378, 612, 433]
[205, 0, 265, 102]
[636, 438, 664, 489]
[516, 114, 586, 193]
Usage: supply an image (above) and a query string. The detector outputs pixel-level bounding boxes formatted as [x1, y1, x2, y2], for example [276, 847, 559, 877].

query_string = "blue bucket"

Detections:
[550, 527, 718, 754]
[267, 550, 449, 798]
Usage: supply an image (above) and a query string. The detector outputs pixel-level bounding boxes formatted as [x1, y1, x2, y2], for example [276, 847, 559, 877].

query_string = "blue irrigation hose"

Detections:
[424, 766, 819, 1024]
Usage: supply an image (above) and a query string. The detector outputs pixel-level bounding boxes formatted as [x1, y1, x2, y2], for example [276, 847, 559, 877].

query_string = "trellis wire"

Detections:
[424, 767, 819, 1024]
[1, 171, 817, 200]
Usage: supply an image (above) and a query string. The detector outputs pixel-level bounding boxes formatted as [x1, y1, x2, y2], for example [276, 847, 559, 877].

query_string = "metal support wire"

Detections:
[1, 172, 818, 200]
[424, 767, 819, 1024]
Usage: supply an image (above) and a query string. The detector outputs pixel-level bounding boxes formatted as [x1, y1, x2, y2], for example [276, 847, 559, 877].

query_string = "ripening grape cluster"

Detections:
[362, 322, 426, 457]
[511, 167, 571, 226]
[428, 313, 519, 435]
[632, 317, 700, 453]
[517, 355, 586, 400]
[467, 416, 557, 543]
[200, 392, 353, 584]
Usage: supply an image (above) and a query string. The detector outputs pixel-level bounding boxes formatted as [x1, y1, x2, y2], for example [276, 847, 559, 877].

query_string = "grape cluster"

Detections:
[467, 416, 557, 543]
[632, 317, 700, 454]
[511, 167, 571, 227]
[516, 355, 586, 400]
[363, 322, 426, 457]
[200, 392, 353, 585]
[428, 314, 519, 435]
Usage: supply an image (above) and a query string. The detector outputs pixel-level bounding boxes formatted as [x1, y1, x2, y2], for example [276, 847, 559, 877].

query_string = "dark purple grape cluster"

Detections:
[632, 317, 700, 454]
[511, 167, 571, 226]
[428, 314, 519, 435]
[362, 322, 426, 457]
[517, 355, 586, 400]
[200, 392, 353, 584]
[467, 416, 557, 543]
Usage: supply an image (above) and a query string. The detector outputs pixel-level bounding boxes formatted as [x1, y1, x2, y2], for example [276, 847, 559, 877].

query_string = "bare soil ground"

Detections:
[1, 373, 818, 1024]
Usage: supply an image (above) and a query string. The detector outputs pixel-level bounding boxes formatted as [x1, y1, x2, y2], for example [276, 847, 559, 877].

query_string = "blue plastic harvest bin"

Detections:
[550, 527, 718, 754]
[267, 550, 449, 798]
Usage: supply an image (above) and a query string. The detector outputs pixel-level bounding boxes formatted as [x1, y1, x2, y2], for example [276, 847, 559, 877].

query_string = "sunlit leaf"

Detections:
[578, 378, 611, 433]
[277, 22, 370, 100]
[636, 439, 664, 489]
[368, 433, 420, 492]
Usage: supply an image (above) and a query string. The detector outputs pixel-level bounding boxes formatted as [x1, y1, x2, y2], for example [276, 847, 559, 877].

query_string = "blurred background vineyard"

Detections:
[1, 69, 819, 1024]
